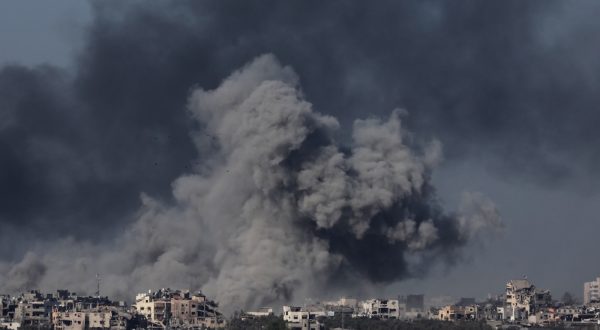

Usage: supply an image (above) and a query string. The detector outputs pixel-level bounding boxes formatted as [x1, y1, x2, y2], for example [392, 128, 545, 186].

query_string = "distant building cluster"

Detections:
[0, 290, 133, 330]
[0, 289, 224, 330]
[266, 277, 600, 329]
[1, 276, 600, 329]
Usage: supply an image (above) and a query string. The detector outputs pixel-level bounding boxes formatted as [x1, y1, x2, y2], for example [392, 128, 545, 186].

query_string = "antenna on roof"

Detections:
[96, 273, 101, 298]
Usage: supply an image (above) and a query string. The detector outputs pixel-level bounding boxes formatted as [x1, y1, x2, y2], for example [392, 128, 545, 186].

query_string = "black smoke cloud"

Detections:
[1, 0, 599, 243]
[0, 0, 597, 306]
[0, 55, 500, 311]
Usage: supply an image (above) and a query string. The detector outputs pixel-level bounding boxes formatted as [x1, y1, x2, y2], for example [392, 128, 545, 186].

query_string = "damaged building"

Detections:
[505, 279, 552, 321]
[282, 305, 326, 330]
[1, 289, 138, 330]
[133, 288, 225, 328]
[355, 299, 401, 319]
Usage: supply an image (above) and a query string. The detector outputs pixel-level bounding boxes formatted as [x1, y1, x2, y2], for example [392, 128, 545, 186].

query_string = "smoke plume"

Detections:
[0, 55, 500, 311]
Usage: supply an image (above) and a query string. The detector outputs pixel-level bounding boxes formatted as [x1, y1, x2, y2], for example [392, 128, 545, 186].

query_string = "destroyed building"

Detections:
[0, 289, 136, 330]
[133, 288, 225, 329]
[505, 279, 552, 321]
[356, 299, 401, 319]
[282, 305, 326, 330]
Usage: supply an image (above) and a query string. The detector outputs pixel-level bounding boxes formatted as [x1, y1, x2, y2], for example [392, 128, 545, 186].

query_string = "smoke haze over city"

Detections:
[0, 0, 599, 312]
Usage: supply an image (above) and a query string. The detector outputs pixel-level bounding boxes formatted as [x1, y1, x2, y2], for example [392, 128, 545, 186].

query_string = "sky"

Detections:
[0, 0, 599, 309]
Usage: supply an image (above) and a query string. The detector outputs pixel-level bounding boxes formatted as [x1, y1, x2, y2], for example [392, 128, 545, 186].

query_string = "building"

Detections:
[0, 295, 16, 320]
[13, 291, 53, 327]
[282, 306, 326, 330]
[87, 311, 111, 328]
[51, 310, 111, 330]
[437, 305, 466, 321]
[134, 290, 172, 325]
[0, 290, 139, 329]
[584, 277, 600, 305]
[134, 289, 225, 328]
[52, 311, 86, 330]
[505, 279, 552, 322]
[357, 299, 400, 319]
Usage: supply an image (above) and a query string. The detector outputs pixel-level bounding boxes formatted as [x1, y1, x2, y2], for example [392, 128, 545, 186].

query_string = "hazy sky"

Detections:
[1, 0, 599, 306]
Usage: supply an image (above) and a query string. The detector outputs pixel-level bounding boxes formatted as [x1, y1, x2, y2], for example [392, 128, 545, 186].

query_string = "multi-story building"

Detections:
[506, 279, 534, 321]
[88, 311, 112, 328]
[134, 291, 172, 325]
[51, 310, 111, 330]
[134, 289, 225, 328]
[0, 295, 16, 320]
[584, 277, 600, 305]
[0, 290, 135, 329]
[13, 291, 53, 327]
[51, 311, 86, 330]
[505, 279, 552, 321]
[358, 299, 400, 319]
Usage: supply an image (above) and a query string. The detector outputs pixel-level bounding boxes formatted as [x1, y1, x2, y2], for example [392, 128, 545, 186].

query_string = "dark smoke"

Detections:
[0, 55, 500, 311]
[1, 0, 597, 310]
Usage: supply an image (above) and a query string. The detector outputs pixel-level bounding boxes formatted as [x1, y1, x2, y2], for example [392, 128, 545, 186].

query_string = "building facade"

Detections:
[505, 279, 552, 322]
[584, 277, 600, 305]
[358, 299, 400, 319]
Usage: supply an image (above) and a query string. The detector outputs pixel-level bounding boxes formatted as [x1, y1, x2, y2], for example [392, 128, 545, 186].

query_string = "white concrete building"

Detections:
[357, 299, 400, 319]
[134, 292, 171, 325]
[282, 305, 326, 329]
[584, 277, 600, 305]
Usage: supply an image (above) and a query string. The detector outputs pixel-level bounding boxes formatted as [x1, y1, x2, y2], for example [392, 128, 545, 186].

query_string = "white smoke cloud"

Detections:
[0, 54, 501, 312]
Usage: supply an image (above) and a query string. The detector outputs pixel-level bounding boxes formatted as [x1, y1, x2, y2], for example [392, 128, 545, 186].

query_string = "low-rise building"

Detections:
[357, 299, 400, 319]
[52, 311, 86, 330]
[283, 305, 326, 329]
[438, 305, 466, 321]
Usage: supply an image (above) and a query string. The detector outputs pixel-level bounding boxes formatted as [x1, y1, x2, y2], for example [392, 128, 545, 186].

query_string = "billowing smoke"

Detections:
[0, 55, 500, 311]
